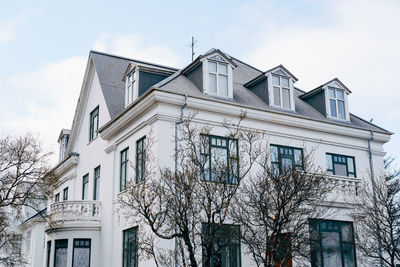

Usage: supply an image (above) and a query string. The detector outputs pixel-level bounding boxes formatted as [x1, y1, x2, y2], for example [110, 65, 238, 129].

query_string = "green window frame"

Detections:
[63, 187, 68, 201]
[46, 240, 51, 267]
[122, 227, 138, 267]
[200, 134, 239, 184]
[93, 166, 100, 200]
[309, 219, 357, 267]
[54, 239, 68, 267]
[82, 174, 89, 200]
[202, 223, 241, 267]
[136, 137, 146, 183]
[270, 144, 303, 175]
[326, 153, 356, 177]
[89, 106, 99, 141]
[72, 239, 91, 267]
[55, 193, 60, 202]
[120, 148, 129, 191]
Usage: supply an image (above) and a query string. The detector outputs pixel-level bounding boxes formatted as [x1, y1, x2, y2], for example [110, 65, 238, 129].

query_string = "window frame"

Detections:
[327, 87, 346, 120]
[122, 227, 138, 267]
[72, 239, 91, 267]
[309, 219, 357, 267]
[270, 144, 304, 175]
[82, 174, 89, 200]
[46, 240, 51, 267]
[326, 153, 356, 178]
[54, 239, 68, 267]
[63, 187, 68, 201]
[120, 147, 129, 191]
[136, 136, 146, 183]
[93, 166, 100, 200]
[202, 223, 241, 267]
[207, 60, 229, 97]
[55, 193, 60, 202]
[271, 74, 292, 109]
[200, 134, 239, 184]
[89, 106, 99, 142]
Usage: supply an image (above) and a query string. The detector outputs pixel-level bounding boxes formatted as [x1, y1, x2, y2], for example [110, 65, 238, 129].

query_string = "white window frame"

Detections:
[267, 70, 295, 111]
[202, 54, 233, 99]
[324, 81, 350, 121]
[125, 69, 139, 107]
[327, 87, 346, 120]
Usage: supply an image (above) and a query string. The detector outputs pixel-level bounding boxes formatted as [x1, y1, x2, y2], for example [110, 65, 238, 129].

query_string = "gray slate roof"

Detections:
[90, 50, 391, 134]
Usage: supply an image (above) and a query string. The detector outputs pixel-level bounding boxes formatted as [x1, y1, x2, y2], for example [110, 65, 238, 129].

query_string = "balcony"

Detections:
[47, 200, 101, 231]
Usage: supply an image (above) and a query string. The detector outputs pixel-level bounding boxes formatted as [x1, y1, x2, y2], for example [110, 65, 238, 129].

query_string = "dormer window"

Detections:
[272, 75, 291, 109]
[125, 70, 137, 106]
[201, 52, 235, 98]
[208, 61, 228, 97]
[328, 87, 345, 120]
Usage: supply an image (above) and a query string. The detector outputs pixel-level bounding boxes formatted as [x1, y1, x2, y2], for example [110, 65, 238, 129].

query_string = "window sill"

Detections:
[87, 136, 99, 146]
[203, 92, 233, 101]
[327, 174, 360, 181]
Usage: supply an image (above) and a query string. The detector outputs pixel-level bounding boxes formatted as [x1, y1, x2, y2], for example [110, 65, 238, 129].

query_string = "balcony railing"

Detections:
[327, 175, 361, 195]
[50, 200, 101, 223]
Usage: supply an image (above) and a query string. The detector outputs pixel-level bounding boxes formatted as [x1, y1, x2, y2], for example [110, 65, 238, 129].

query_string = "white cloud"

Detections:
[0, 56, 86, 162]
[93, 33, 182, 67]
[0, 9, 42, 45]
[239, 0, 400, 157]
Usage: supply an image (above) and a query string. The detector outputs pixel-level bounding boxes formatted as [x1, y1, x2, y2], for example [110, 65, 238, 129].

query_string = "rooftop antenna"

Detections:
[190, 36, 197, 62]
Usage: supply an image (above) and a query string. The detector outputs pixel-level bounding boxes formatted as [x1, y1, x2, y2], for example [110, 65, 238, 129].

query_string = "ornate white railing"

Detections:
[50, 200, 101, 223]
[327, 175, 361, 196]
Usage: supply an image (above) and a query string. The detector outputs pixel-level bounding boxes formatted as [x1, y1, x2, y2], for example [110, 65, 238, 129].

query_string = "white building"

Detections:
[20, 48, 391, 267]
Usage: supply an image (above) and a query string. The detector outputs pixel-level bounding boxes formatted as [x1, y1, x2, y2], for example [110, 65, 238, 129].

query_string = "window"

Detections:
[200, 134, 239, 184]
[93, 166, 100, 200]
[72, 239, 91, 267]
[89, 106, 99, 141]
[136, 137, 146, 183]
[55, 193, 60, 202]
[46, 241, 51, 267]
[270, 145, 303, 175]
[82, 174, 89, 200]
[54, 239, 68, 267]
[126, 71, 136, 106]
[123, 227, 138, 267]
[328, 88, 346, 120]
[208, 60, 229, 97]
[326, 153, 356, 177]
[309, 219, 356, 267]
[202, 224, 241, 267]
[272, 75, 291, 109]
[120, 148, 129, 191]
[63, 187, 68, 201]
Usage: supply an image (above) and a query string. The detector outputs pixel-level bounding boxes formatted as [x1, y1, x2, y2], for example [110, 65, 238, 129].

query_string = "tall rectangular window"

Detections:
[270, 145, 303, 175]
[208, 60, 229, 97]
[120, 148, 129, 191]
[54, 239, 68, 267]
[200, 134, 239, 184]
[82, 174, 89, 200]
[46, 241, 51, 267]
[63, 187, 68, 201]
[309, 219, 356, 267]
[89, 106, 99, 141]
[328, 88, 345, 120]
[326, 153, 356, 177]
[93, 166, 100, 200]
[126, 71, 136, 106]
[136, 137, 146, 183]
[72, 239, 91, 267]
[272, 75, 291, 109]
[55, 193, 60, 202]
[202, 224, 241, 267]
[123, 227, 138, 267]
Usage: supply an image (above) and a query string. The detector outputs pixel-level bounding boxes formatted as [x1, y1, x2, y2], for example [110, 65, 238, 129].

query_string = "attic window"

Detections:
[272, 75, 291, 109]
[125, 70, 137, 106]
[328, 87, 345, 120]
[208, 61, 228, 97]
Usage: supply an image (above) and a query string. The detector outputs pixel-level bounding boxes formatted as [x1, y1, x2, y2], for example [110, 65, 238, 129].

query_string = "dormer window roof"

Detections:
[300, 78, 351, 122]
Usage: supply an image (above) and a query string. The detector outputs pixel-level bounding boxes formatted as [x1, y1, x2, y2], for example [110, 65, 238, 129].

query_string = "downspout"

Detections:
[368, 130, 384, 267]
[174, 94, 188, 267]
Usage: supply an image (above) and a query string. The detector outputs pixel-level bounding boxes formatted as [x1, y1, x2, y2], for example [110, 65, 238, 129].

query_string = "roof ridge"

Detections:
[90, 50, 179, 71]
[349, 113, 393, 134]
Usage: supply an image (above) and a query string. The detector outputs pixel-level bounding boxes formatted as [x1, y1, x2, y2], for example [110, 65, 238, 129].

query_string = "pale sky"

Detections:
[0, 0, 399, 165]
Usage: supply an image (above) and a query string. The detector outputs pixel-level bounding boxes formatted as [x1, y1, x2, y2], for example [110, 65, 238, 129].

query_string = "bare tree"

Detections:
[354, 156, 400, 267]
[231, 148, 335, 267]
[118, 112, 263, 267]
[0, 134, 56, 266]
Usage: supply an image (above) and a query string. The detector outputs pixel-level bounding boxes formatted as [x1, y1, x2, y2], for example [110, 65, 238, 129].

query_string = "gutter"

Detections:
[174, 94, 188, 267]
[367, 130, 384, 267]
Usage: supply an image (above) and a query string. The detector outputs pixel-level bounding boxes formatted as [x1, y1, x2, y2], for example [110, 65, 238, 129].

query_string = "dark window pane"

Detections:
[321, 232, 342, 267]
[334, 163, 347, 176]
